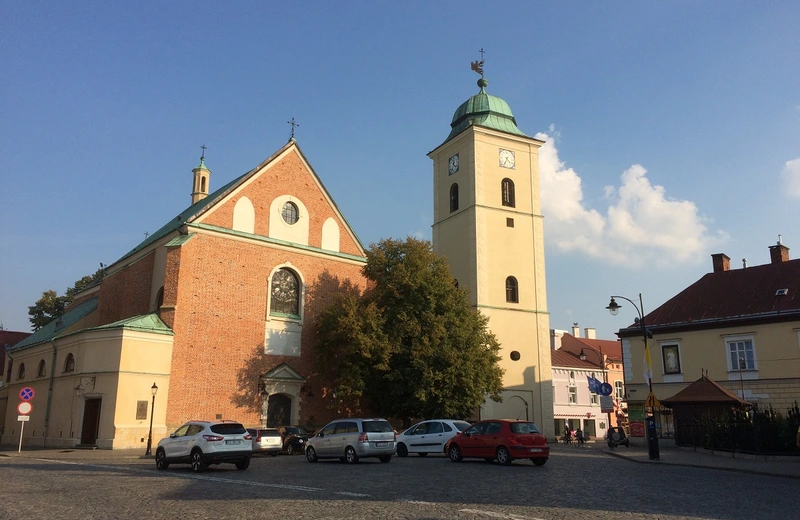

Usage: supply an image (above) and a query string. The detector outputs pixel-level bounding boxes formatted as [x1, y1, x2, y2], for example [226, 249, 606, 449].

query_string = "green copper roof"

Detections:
[194, 157, 209, 171]
[90, 313, 174, 335]
[11, 297, 99, 351]
[444, 78, 528, 143]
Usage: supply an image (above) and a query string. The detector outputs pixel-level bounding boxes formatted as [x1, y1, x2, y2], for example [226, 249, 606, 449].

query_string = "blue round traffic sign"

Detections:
[600, 383, 613, 396]
[20, 387, 35, 401]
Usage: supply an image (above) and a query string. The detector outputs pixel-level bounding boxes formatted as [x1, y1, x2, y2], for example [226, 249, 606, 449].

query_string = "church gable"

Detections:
[195, 143, 364, 257]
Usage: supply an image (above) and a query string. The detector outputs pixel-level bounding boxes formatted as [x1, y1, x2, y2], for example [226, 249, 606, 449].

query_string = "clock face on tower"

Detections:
[499, 149, 515, 169]
[448, 153, 459, 175]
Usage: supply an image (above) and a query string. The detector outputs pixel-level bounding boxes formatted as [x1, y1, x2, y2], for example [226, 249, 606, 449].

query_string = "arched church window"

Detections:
[450, 183, 459, 213]
[64, 353, 75, 373]
[17, 363, 25, 379]
[505, 276, 519, 303]
[37, 359, 46, 377]
[201, 177, 206, 192]
[502, 178, 515, 208]
[270, 268, 300, 316]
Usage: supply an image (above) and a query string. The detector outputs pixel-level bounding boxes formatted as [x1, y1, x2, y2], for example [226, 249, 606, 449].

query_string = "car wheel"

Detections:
[191, 450, 208, 473]
[496, 446, 512, 466]
[448, 444, 463, 462]
[155, 448, 169, 470]
[345, 446, 360, 464]
[532, 457, 548, 466]
[287, 444, 296, 455]
[418, 452, 428, 457]
[235, 457, 250, 470]
[306, 446, 318, 463]
[378, 455, 392, 463]
[397, 443, 408, 457]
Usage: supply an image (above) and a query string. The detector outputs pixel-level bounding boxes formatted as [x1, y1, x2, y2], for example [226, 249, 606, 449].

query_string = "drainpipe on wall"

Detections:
[42, 339, 58, 447]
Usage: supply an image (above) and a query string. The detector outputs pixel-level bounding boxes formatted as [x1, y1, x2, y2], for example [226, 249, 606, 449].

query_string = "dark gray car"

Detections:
[305, 418, 396, 463]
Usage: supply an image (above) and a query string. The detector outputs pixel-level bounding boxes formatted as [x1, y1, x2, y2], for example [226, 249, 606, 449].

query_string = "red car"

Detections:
[444, 419, 549, 466]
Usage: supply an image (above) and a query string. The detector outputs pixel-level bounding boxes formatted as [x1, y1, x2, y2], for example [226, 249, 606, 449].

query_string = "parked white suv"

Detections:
[155, 420, 252, 472]
[305, 418, 396, 463]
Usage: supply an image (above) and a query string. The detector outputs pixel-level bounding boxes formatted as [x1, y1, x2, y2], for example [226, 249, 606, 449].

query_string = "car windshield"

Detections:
[510, 422, 541, 434]
[453, 421, 471, 431]
[286, 427, 309, 435]
[210, 423, 246, 434]
[362, 420, 393, 433]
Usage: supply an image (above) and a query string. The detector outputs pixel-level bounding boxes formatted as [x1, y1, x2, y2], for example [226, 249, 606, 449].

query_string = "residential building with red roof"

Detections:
[616, 238, 800, 440]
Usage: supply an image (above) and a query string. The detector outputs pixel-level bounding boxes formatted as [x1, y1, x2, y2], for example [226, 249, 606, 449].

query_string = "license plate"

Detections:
[226, 440, 241, 445]
[375, 442, 388, 447]
[529, 448, 542, 452]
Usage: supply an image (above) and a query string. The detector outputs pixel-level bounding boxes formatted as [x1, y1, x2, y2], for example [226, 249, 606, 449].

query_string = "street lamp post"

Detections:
[580, 346, 612, 430]
[607, 293, 659, 460]
[145, 382, 158, 456]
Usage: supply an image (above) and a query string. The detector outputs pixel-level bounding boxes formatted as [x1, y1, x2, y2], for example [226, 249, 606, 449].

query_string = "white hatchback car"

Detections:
[155, 420, 252, 472]
[395, 419, 472, 457]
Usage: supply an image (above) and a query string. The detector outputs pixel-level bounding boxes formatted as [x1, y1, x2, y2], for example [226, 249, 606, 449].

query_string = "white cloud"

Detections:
[536, 131, 726, 268]
[781, 158, 800, 197]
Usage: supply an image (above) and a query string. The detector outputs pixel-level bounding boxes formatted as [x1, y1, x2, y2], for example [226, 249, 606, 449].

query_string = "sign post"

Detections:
[17, 388, 34, 453]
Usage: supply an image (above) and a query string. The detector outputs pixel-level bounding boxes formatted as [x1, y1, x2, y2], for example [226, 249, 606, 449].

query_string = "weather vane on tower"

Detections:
[471, 48, 485, 77]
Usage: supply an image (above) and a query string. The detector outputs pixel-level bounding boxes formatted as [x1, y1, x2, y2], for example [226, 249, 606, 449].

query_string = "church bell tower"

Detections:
[428, 59, 553, 436]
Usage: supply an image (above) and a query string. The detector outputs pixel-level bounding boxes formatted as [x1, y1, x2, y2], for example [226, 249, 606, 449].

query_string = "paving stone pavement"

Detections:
[4, 441, 799, 479]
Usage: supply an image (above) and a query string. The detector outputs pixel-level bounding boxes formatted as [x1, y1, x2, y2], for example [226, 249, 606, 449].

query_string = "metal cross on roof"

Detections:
[287, 117, 299, 140]
[200, 144, 207, 159]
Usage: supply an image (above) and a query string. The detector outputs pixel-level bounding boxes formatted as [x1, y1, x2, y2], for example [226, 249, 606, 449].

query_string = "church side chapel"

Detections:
[3, 56, 554, 448]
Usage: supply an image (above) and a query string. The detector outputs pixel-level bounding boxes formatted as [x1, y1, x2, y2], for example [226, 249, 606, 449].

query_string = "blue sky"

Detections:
[2, 2, 799, 339]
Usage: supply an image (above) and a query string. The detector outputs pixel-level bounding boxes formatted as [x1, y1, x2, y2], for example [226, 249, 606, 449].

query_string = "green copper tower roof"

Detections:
[444, 77, 528, 143]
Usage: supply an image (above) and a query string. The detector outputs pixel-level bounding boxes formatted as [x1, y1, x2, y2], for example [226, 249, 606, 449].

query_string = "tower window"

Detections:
[505, 276, 519, 303]
[281, 201, 299, 225]
[449, 183, 459, 212]
[270, 268, 300, 316]
[502, 178, 515, 208]
[200, 177, 206, 192]
[17, 363, 26, 380]
[506, 218, 514, 227]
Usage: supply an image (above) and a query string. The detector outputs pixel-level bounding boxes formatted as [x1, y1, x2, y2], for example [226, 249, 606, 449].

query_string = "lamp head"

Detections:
[151, 382, 159, 396]
[579, 349, 587, 361]
[606, 297, 621, 316]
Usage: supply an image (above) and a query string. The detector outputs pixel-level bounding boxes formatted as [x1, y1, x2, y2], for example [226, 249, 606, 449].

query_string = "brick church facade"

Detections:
[2, 140, 369, 448]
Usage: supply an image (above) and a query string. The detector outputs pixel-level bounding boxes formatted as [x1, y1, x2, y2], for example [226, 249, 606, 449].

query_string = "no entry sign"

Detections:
[17, 401, 33, 415]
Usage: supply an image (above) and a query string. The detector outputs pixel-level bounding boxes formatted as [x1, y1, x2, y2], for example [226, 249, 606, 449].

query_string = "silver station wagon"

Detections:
[305, 418, 396, 463]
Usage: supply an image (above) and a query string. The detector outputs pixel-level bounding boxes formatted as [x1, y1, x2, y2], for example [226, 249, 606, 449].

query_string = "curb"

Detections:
[601, 448, 800, 481]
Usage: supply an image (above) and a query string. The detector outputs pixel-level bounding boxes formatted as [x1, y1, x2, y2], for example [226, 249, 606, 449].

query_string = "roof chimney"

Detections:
[769, 238, 789, 264]
[571, 323, 580, 337]
[711, 253, 730, 273]
[584, 328, 596, 339]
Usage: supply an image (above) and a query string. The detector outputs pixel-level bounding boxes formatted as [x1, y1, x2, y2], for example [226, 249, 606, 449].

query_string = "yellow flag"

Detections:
[643, 338, 653, 382]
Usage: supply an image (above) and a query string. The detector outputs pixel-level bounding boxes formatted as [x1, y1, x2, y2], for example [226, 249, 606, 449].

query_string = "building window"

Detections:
[64, 353, 75, 373]
[662, 344, 681, 374]
[568, 385, 577, 404]
[502, 178, 515, 207]
[614, 380, 624, 399]
[510, 351, 520, 361]
[17, 363, 25, 380]
[449, 183, 459, 212]
[281, 201, 299, 225]
[591, 393, 599, 405]
[506, 217, 514, 227]
[37, 360, 46, 378]
[270, 268, 300, 316]
[727, 337, 756, 370]
[505, 276, 518, 303]
[5, 360, 12, 383]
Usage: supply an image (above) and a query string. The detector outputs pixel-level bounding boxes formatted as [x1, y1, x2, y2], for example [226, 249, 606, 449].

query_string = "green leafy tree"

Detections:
[315, 237, 504, 424]
[28, 269, 103, 330]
